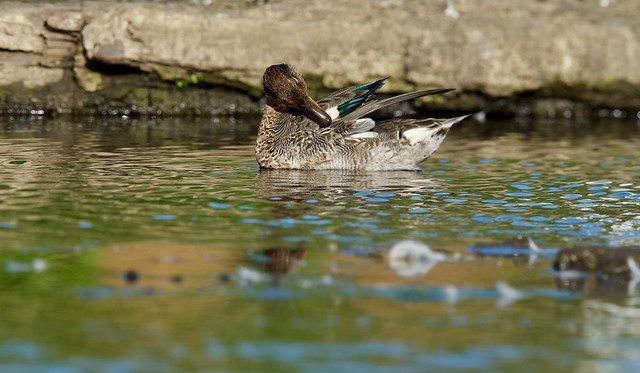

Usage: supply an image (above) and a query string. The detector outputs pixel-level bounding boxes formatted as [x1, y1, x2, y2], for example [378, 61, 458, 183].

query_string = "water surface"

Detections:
[1, 115, 639, 372]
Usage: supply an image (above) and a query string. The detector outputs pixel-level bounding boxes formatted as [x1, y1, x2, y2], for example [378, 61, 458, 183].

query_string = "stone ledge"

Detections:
[0, 0, 639, 116]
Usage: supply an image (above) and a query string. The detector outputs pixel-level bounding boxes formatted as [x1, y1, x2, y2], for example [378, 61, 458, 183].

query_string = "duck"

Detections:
[255, 64, 469, 171]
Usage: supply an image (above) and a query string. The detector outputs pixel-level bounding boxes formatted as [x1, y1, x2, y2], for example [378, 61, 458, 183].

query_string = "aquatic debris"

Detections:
[388, 240, 446, 278]
[553, 245, 640, 293]
[467, 235, 558, 265]
[553, 245, 640, 273]
[468, 235, 540, 256]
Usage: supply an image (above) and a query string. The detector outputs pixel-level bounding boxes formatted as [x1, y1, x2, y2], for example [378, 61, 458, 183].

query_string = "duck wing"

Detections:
[317, 77, 388, 121]
[328, 88, 455, 138]
[336, 88, 454, 124]
[373, 117, 442, 134]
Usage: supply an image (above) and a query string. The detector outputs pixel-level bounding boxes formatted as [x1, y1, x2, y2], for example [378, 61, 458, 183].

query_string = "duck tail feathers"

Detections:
[439, 114, 470, 128]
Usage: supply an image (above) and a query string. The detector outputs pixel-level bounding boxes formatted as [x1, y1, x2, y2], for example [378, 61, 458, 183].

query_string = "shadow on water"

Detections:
[1, 115, 640, 372]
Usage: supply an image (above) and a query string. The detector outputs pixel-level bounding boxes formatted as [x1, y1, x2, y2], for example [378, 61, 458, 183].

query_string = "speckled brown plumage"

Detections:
[255, 64, 469, 171]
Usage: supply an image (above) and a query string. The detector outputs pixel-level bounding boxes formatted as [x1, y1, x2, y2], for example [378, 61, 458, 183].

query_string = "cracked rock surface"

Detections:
[1, 0, 639, 116]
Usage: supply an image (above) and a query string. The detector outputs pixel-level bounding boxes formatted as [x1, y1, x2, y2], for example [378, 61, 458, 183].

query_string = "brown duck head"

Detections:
[263, 64, 332, 127]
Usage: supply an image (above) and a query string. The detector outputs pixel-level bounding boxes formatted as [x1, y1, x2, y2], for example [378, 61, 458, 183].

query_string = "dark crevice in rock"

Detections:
[83, 59, 145, 76]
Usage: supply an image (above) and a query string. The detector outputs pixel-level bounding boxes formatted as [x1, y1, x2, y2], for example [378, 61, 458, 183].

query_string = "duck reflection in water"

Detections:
[262, 247, 306, 287]
[255, 168, 440, 202]
[263, 248, 306, 276]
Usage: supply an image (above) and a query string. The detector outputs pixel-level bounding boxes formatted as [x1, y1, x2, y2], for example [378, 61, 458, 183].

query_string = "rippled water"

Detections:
[1, 115, 639, 372]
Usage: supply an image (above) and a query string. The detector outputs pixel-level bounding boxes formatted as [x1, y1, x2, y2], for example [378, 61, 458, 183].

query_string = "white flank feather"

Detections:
[351, 118, 375, 133]
[347, 132, 378, 139]
[402, 127, 435, 145]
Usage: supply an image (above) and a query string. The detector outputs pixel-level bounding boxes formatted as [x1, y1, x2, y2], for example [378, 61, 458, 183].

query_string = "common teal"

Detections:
[256, 64, 468, 170]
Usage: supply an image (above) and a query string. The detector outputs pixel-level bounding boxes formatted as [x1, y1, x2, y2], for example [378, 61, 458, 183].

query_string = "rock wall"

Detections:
[1, 0, 639, 117]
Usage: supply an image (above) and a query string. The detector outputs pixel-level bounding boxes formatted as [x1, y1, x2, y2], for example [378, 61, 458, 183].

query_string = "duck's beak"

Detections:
[300, 96, 332, 127]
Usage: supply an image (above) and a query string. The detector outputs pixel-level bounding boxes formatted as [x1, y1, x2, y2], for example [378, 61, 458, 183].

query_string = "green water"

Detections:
[1, 115, 639, 372]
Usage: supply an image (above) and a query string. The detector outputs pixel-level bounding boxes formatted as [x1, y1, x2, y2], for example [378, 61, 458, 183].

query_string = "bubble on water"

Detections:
[473, 111, 487, 123]
[32, 259, 47, 272]
[612, 109, 626, 118]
